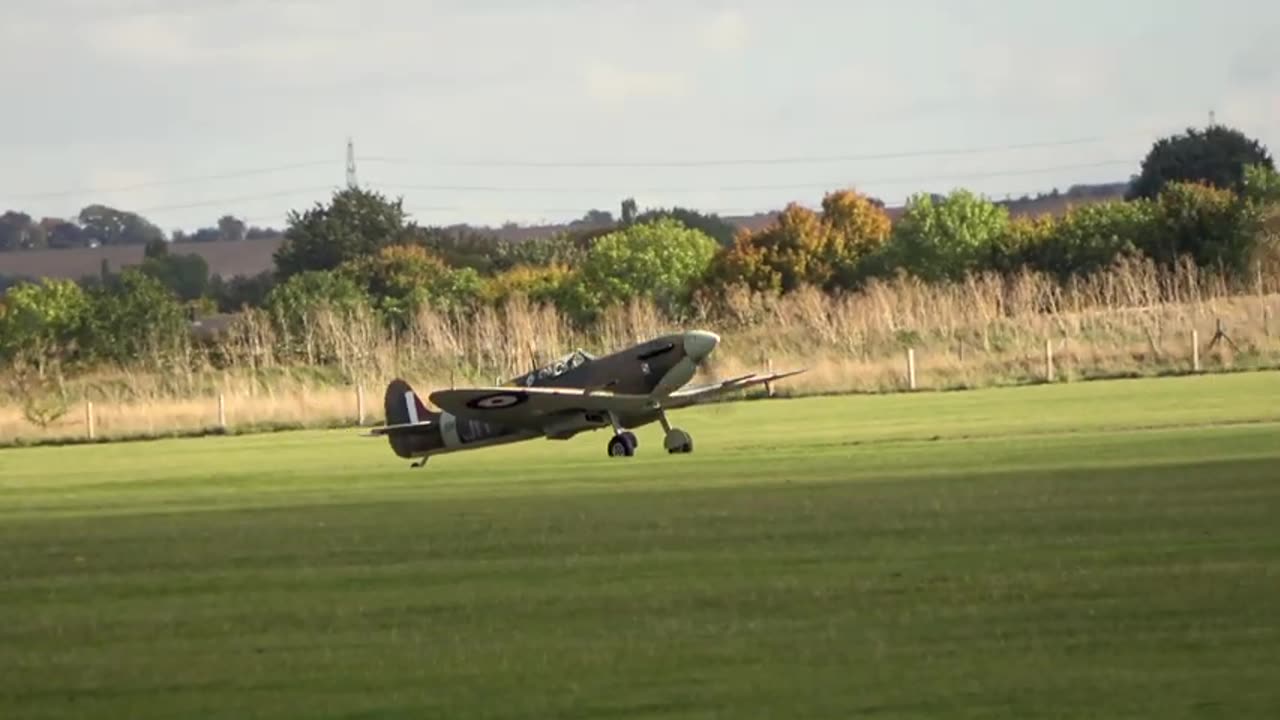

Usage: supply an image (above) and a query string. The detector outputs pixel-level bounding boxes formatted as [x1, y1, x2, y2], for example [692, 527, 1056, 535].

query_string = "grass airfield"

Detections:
[2, 373, 1280, 719]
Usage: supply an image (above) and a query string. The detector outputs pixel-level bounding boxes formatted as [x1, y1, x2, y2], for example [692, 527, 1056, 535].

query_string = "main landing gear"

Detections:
[607, 431, 638, 457]
[604, 411, 692, 458]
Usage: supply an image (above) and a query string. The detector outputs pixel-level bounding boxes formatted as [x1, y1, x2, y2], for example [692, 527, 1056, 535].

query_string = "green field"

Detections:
[2, 373, 1280, 719]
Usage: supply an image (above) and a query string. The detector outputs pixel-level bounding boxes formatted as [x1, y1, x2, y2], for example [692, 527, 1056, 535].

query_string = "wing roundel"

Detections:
[429, 386, 656, 429]
[465, 391, 529, 410]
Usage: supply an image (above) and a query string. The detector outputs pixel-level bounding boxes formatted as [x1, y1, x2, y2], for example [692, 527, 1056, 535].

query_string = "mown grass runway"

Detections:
[2, 373, 1280, 719]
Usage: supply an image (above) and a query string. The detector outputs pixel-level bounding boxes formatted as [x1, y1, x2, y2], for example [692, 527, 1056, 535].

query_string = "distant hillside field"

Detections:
[0, 239, 283, 282]
[0, 189, 1122, 281]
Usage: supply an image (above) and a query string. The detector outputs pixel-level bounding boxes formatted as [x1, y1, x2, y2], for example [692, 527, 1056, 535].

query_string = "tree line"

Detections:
[2, 124, 1278, 386]
[0, 205, 282, 253]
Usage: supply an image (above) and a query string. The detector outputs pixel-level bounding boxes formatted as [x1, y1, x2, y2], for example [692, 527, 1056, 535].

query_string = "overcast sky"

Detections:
[2, 0, 1277, 231]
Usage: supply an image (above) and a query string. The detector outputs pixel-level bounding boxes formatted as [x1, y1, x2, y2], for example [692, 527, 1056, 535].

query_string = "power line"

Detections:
[360, 135, 1121, 169]
[367, 159, 1133, 195]
[7, 155, 1132, 228]
[10, 160, 336, 200]
[132, 186, 340, 215]
[3, 129, 1157, 202]
[10, 120, 1276, 202]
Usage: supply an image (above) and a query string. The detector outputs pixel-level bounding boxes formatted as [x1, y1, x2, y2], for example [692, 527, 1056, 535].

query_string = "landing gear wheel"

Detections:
[620, 431, 638, 449]
[607, 433, 637, 458]
[664, 428, 693, 454]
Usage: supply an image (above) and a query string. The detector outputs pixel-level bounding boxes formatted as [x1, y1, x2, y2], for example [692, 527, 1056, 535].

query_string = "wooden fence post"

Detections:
[86, 401, 95, 440]
[356, 384, 366, 425]
[1045, 338, 1055, 382]
[764, 358, 775, 397]
[906, 348, 917, 391]
[1192, 329, 1201, 372]
[1259, 263, 1270, 337]
[217, 393, 226, 430]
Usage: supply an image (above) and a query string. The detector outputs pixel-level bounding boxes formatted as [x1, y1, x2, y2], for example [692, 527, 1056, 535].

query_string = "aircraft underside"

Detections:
[419, 407, 692, 464]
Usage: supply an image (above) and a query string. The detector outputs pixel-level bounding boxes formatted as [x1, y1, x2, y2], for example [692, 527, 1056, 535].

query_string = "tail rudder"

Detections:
[378, 379, 440, 459]
[385, 378, 433, 426]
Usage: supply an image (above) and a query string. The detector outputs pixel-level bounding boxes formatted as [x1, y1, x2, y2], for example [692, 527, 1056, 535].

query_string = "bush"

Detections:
[1020, 201, 1153, 280]
[883, 189, 1010, 282]
[0, 278, 90, 373]
[573, 218, 719, 320]
[83, 270, 190, 366]
[1143, 181, 1257, 276]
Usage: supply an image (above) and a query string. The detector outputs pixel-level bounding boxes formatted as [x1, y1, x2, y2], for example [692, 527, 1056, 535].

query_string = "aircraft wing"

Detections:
[663, 368, 806, 409]
[430, 369, 804, 430]
[428, 386, 657, 429]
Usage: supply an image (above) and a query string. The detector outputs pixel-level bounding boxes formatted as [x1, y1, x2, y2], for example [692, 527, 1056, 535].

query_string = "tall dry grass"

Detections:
[4, 256, 1278, 445]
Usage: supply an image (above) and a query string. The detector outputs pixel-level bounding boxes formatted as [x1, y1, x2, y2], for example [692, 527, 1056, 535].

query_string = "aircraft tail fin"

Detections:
[368, 379, 439, 458]
[385, 378, 434, 427]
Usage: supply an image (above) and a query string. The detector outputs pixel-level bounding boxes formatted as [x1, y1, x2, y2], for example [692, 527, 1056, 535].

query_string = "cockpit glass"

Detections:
[523, 349, 594, 384]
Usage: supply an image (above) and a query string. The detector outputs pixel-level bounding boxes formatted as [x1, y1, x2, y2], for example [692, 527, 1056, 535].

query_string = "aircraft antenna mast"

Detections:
[345, 137, 359, 189]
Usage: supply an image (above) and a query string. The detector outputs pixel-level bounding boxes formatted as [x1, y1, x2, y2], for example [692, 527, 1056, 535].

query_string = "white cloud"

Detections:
[581, 61, 692, 103]
[86, 14, 207, 64]
[82, 3, 411, 73]
[701, 9, 748, 53]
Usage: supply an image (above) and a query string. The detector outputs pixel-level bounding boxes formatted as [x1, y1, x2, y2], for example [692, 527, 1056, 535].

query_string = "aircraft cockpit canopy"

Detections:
[521, 349, 594, 385]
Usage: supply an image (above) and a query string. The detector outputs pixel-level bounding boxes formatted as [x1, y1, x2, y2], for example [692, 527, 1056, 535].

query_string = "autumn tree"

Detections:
[481, 264, 575, 308]
[820, 189, 893, 288]
[708, 189, 891, 292]
[707, 233, 782, 293]
[987, 214, 1055, 275]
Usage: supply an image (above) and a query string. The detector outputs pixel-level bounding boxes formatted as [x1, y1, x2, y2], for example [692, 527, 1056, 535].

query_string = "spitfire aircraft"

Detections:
[367, 330, 803, 467]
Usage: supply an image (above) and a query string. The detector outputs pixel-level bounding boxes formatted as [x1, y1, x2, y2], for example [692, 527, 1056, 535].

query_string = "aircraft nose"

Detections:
[683, 330, 720, 361]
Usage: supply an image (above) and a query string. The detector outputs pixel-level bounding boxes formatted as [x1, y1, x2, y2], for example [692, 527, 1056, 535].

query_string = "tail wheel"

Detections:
[608, 434, 636, 458]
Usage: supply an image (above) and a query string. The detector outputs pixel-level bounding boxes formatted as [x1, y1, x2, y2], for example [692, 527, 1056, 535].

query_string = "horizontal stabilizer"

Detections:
[363, 419, 435, 437]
